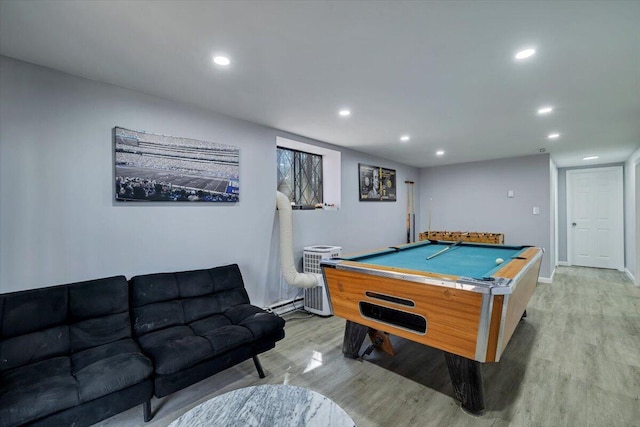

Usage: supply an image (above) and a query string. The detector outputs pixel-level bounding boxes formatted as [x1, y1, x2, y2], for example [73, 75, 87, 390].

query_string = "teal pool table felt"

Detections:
[346, 241, 526, 279]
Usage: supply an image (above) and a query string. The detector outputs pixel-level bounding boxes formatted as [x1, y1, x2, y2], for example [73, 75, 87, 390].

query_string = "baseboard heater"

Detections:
[267, 297, 305, 316]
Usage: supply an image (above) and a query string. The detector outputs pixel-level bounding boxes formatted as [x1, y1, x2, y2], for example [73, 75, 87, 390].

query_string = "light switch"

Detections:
[533, 206, 540, 215]
[507, 190, 514, 198]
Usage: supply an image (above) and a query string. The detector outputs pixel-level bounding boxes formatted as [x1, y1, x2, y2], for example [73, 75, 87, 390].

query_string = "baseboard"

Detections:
[624, 268, 637, 286]
[557, 261, 569, 266]
[538, 276, 553, 284]
[547, 266, 556, 283]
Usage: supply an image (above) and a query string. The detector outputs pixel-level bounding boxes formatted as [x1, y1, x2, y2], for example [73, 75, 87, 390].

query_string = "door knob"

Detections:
[572, 222, 577, 226]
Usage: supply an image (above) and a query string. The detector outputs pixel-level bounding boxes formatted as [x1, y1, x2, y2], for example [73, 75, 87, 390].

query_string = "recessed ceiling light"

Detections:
[583, 156, 599, 161]
[400, 135, 410, 142]
[547, 133, 560, 139]
[436, 150, 445, 156]
[213, 56, 230, 66]
[537, 106, 553, 115]
[515, 48, 536, 60]
[339, 109, 351, 117]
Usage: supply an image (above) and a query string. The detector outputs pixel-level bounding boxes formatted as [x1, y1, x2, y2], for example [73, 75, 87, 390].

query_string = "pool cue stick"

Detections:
[405, 181, 413, 243]
[426, 239, 464, 260]
[427, 197, 432, 240]
[411, 183, 416, 243]
[406, 185, 409, 243]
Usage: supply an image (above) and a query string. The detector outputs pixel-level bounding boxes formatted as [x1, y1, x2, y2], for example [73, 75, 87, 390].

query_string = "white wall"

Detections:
[0, 56, 419, 305]
[624, 146, 640, 284]
[418, 154, 553, 279]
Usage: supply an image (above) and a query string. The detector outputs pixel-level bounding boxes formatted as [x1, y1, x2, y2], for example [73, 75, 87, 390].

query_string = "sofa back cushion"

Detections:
[1, 286, 69, 373]
[130, 264, 250, 337]
[1, 286, 68, 337]
[68, 277, 131, 352]
[1, 325, 70, 373]
[0, 276, 131, 372]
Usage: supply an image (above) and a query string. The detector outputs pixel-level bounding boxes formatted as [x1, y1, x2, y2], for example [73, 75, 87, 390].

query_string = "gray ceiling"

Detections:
[1, 0, 638, 168]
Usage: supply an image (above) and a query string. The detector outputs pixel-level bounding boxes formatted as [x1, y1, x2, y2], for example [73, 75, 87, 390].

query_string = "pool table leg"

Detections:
[444, 352, 485, 415]
[342, 320, 369, 358]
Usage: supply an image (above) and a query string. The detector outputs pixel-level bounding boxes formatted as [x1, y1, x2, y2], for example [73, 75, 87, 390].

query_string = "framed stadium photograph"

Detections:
[358, 163, 396, 202]
[114, 127, 239, 202]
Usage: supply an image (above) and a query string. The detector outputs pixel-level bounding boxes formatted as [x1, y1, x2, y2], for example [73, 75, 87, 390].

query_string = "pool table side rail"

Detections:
[322, 266, 485, 360]
[495, 251, 543, 359]
[484, 248, 543, 361]
[332, 260, 483, 290]
[493, 247, 542, 279]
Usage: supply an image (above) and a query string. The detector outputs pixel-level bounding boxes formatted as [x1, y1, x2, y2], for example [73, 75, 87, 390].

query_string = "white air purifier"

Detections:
[303, 245, 342, 316]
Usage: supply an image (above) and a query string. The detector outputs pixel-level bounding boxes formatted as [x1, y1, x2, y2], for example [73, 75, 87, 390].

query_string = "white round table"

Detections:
[168, 384, 356, 427]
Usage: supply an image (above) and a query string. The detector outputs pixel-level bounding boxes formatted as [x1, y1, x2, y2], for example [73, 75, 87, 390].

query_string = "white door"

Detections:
[567, 166, 624, 270]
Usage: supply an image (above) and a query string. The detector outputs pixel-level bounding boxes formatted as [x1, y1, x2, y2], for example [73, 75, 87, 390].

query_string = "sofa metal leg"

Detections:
[253, 355, 266, 378]
[143, 400, 152, 422]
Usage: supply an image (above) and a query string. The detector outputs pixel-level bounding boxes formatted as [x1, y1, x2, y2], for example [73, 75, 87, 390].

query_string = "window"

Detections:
[277, 147, 323, 206]
[276, 136, 341, 210]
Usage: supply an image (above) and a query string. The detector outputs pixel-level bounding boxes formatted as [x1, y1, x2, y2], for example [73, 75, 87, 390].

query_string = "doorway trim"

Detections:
[635, 158, 640, 285]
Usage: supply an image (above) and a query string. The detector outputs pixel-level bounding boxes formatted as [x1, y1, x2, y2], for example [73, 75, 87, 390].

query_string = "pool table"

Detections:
[320, 240, 543, 415]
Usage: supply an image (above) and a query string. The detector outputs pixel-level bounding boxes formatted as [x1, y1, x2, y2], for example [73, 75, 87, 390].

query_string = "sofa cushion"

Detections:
[176, 269, 214, 297]
[240, 313, 287, 341]
[182, 295, 223, 323]
[1, 286, 67, 338]
[130, 272, 180, 307]
[68, 276, 128, 320]
[224, 304, 266, 324]
[209, 264, 248, 294]
[0, 357, 79, 426]
[225, 304, 286, 340]
[189, 313, 232, 333]
[137, 326, 212, 375]
[71, 338, 144, 371]
[70, 312, 131, 352]
[72, 340, 153, 402]
[0, 325, 69, 373]
[132, 301, 185, 336]
[209, 265, 251, 312]
[198, 325, 253, 355]
[215, 289, 252, 312]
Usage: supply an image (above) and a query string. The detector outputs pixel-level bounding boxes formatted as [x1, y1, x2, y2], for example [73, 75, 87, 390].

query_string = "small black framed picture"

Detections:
[358, 163, 396, 202]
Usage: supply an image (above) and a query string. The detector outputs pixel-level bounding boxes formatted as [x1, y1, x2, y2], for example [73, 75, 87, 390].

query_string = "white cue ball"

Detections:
[495, 258, 504, 265]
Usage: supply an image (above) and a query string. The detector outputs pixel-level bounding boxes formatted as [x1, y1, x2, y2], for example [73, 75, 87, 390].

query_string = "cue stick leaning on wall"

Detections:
[427, 197, 433, 240]
[411, 181, 416, 242]
[411, 183, 416, 243]
[405, 180, 414, 243]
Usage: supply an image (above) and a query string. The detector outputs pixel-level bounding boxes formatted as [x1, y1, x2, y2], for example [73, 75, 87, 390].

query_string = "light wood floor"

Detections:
[97, 266, 640, 426]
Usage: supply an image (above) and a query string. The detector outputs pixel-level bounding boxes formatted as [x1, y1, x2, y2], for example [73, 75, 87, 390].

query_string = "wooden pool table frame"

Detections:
[321, 242, 543, 415]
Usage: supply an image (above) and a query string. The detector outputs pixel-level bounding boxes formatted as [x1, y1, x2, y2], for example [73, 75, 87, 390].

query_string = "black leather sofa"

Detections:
[0, 276, 154, 427]
[129, 264, 285, 405]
